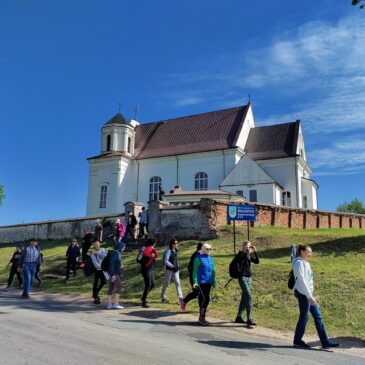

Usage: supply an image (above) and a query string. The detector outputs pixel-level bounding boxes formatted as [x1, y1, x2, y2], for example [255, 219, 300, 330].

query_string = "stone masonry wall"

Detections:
[0, 213, 123, 244]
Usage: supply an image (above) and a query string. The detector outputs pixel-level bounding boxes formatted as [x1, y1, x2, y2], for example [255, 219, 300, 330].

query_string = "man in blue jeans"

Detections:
[18, 239, 42, 299]
[292, 244, 340, 349]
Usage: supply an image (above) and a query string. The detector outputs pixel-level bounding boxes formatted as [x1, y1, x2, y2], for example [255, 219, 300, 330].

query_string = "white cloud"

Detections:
[160, 13, 365, 174]
[310, 137, 365, 175]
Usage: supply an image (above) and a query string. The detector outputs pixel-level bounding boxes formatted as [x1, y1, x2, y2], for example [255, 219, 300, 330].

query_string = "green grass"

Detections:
[1, 226, 364, 340]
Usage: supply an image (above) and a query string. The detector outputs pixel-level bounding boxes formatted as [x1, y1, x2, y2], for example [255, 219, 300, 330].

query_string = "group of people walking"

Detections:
[5, 226, 340, 349]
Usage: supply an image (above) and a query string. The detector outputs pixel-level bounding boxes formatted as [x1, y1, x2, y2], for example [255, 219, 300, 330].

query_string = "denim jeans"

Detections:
[22, 262, 37, 296]
[237, 276, 252, 321]
[114, 237, 126, 251]
[294, 290, 329, 346]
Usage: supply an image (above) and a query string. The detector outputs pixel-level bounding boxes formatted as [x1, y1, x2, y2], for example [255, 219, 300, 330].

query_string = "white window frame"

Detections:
[194, 172, 208, 190]
[282, 191, 291, 206]
[99, 185, 107, 208]
[149, 176, 162, 201]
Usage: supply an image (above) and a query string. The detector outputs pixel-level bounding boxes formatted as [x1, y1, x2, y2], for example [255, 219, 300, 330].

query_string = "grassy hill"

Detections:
[1, 225, 364, 340]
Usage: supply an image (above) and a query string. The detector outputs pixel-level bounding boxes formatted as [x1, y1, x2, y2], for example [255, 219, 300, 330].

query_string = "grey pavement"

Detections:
[0, 288, 364, 365]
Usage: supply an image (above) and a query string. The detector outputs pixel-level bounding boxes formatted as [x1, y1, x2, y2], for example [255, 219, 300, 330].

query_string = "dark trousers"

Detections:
[66, 259, 77, 279]
[7, 266, 23, 287]
[183, 286, 200, 304]
[93, 270, 106, 299]
[198, 284, 212, 316]
[237, 276, 252, 321]
[141, 266, 155, 303]
[82, 244, 91, 262]
[34, 271, 42, 286]
[294, 290, 329, 346]
[124, 225, 136, 241]
[139, 223, 147, 237]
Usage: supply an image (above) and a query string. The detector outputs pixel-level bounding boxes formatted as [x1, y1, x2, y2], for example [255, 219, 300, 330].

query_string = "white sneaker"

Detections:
[106, 303, 113, 310]
[112, 303, 124, 309]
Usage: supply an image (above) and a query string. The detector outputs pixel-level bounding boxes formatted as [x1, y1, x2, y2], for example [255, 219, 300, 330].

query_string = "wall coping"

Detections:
[0, 212, 124, 229]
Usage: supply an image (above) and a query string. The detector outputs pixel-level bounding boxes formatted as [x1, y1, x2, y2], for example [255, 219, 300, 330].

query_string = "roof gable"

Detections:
[134, 105, 248, 159]
[220, 155, 277, 187]
[244, 121, 300, 160]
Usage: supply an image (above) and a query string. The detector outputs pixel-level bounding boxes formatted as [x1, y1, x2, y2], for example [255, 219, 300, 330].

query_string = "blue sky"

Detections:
[1, 0, 364, 225]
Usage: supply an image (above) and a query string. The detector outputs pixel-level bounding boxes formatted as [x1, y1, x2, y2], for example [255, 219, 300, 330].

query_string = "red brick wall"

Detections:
[342, 216, 350, 228]
[212, 201, 365, 230]
[319, 213, 330, 229]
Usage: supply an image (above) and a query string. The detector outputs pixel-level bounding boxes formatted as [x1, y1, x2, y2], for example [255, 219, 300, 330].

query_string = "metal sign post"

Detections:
[227, 204, 256, 254]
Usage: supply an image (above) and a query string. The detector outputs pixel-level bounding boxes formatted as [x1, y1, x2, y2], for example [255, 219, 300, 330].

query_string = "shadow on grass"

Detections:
[245, 236, 365, 260]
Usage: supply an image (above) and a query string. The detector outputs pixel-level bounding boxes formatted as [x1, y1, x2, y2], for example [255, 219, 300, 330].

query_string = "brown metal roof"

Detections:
[104, 113, 133, 127]
[134, 105, 248, 159]
[244, 121, 300, 160]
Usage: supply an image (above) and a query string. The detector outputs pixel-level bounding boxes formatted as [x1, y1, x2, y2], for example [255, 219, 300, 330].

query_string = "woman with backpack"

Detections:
[91, 241, 107, 304]
[161, 238, 184, 311]
[140, 238, 159, 308]
[234, 240, 259, 328]
[192, 243, 216, 326]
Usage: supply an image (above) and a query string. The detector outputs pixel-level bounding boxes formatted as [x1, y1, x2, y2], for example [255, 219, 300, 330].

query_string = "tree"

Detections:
[352, 0, 365, 9]
[0, 185, 4, 207]
[336, 198, 365, 214]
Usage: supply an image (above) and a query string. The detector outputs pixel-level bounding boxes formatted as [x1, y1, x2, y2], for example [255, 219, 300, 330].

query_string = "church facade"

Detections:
[86, 103, 318, 216]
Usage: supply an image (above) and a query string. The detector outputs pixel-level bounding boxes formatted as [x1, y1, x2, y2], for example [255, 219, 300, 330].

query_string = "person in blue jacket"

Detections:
[192, 243, 216, 326]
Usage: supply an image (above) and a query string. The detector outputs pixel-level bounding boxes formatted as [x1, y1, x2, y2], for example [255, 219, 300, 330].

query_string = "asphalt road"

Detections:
[0, 289, 364, 365]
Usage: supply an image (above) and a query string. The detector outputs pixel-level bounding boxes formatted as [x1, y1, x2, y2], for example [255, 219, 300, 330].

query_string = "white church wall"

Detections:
[257, 157, 298, 207]
[222, 183, 275, 204]
[235, 105, 255, 150]
[137, 157, 178, 204]
[86, 157, 132, 216]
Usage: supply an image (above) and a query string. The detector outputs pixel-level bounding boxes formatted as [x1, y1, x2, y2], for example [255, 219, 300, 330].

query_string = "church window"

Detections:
[106, 135, 111, 151]
[195, 172, 208, 190]
[249, 190, 257, 202]
[236, 190, 244, 197]
[303, 196, 308, 209]
[127, 137, 131, 154]
[282, 191, 291, 206]
[149, 176, 162, 201]
[99, 185, 107, 208]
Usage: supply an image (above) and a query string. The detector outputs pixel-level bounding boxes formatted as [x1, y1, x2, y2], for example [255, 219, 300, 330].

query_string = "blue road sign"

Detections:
[227, 204, 256, 221]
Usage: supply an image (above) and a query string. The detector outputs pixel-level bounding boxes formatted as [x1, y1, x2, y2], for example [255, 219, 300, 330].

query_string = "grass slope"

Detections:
[1, 226, 364, 340]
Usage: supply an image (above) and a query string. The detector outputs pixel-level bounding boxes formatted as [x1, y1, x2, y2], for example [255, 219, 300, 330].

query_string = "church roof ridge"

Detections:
[139, 104, 247, 127]
[253, 119, 300, 130]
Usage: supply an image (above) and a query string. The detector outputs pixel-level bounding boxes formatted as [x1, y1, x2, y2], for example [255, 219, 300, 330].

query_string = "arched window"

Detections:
[127, 137, 131, 154]
[195, 172, 208, 190]
[106, 135, 111, 151]
[149, 176, 162, 201]
[99, 185, 107, 208]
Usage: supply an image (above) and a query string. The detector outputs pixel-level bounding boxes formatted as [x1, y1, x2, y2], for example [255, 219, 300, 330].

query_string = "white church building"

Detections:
[86, 103, 318, 216]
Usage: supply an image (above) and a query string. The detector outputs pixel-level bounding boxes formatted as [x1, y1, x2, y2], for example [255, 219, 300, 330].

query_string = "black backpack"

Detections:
[136, 246, 146, 265]
[83, 255, 95, 277]
[229, 253, 243, 279]
[101, 251, 111, 272]
[288, 269, 296, 289]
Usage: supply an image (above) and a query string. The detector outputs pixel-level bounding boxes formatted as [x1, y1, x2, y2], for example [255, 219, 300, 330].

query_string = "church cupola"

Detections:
[101, 113, 137, 155]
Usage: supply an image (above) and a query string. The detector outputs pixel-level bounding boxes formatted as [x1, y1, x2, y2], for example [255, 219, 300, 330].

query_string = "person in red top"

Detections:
[140, 238, 159, 308]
